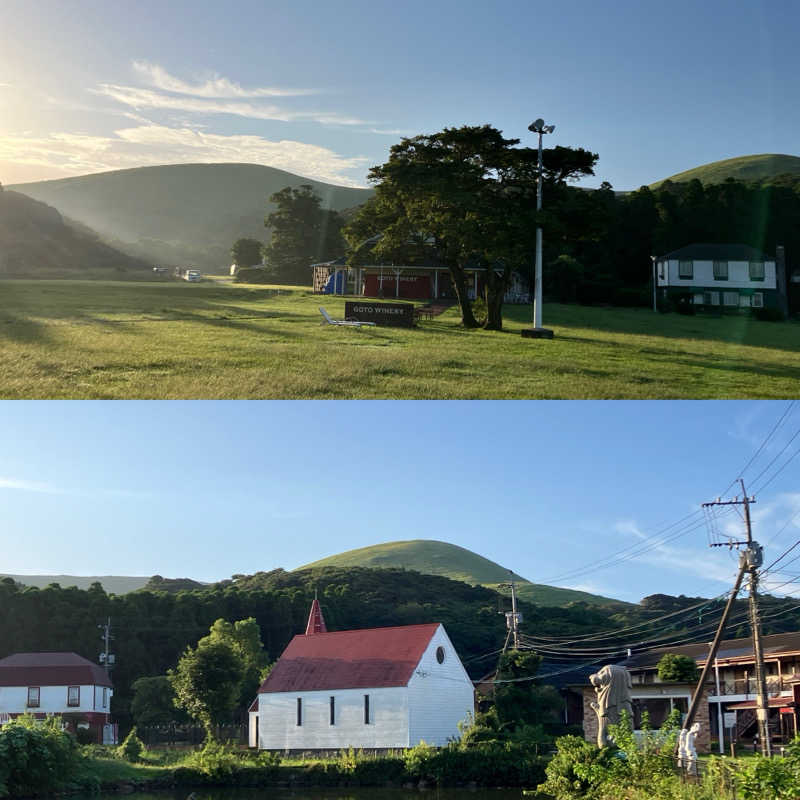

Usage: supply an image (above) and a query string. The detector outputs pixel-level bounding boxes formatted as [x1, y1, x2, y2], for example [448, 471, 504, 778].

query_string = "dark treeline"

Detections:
[0, 567, 609, 730]
[3, 569, 800, 733]
[541, 175, 800, 306]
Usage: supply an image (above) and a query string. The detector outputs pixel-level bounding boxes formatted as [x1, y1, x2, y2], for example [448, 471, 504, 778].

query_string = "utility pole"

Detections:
[499, 573, 522, 651]
[98, 617, 115, 671]
[699, 480, 770, 756]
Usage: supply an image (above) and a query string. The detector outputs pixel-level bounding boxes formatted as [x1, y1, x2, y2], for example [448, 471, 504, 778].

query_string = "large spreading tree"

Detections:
[263, 185, 345, 284]
[347, 125, 597, 330]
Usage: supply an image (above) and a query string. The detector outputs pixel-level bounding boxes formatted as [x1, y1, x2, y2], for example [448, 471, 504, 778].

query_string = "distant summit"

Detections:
[9, 163, 373, 270]
[650, 153, 800, 188]
[297, 539, 629, 608]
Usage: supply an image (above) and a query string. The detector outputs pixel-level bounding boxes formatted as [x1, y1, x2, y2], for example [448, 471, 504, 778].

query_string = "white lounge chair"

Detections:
[319, 307, 376, 327]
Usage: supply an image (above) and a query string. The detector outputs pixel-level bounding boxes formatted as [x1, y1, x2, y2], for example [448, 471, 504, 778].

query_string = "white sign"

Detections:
[724, 712, 737, 728]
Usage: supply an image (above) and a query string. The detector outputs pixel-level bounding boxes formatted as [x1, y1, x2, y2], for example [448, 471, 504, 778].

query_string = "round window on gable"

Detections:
[436, 646, 446, 664]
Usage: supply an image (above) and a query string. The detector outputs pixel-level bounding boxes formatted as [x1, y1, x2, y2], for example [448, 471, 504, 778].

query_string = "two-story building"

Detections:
[568, 631, 800, 753]
[0, 652, 115, 743]
[654, 243, 779, 311]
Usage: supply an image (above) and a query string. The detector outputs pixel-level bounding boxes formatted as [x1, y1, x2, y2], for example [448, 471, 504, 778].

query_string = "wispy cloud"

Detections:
[0, 477, 63, 493]
[94, 84, 368, 127]
[615, 519, 737, 585]
[0, 125, 369, 187]
[132, 61, 317, 99]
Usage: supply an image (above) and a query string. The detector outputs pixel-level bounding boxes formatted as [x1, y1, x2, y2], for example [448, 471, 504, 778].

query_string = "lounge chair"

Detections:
[319, 307, 376, 327]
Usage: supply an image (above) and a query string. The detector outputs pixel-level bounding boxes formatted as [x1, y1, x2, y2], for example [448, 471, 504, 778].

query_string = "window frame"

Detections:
[723, 291, 740, 307]
[102, 687, 108, 708]
[296, 697, 302, 726]
[364, 694, 370, 725]
[330, 696, 335, 726]
[713, 260, 729, 281]
[751, 292, 764, 308]
[749, 261, 765, 281]
[67, 686, 80, 707]
[27, 686, 40, 708]
[678, 260, 693, 279]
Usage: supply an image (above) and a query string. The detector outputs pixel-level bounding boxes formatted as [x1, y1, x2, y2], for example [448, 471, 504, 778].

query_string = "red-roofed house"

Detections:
[255, 604, 474, 751]
[0, 652, 115, 743]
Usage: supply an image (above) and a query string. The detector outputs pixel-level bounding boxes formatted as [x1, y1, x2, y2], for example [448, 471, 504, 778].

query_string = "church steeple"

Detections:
[305, 592, 327, 635]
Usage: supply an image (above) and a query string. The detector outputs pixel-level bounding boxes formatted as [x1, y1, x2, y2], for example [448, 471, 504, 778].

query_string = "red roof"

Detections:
[259, 623, 440, 693]
[0, 652, 113, 688]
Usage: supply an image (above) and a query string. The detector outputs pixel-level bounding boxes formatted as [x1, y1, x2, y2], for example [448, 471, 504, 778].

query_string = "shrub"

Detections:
[116, 727, 144, 762]
[657, 653, 699, 683]
[0, 717, 79, 798]
[537, 735, 616, 800]
[738, 755, 799, 800]
[183, 739, 240, 778]
[234, 267, 273, 284]
[752, 306, 785, 322]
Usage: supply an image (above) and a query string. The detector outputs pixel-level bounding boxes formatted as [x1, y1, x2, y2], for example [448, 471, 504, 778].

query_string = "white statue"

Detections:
[589, 664, 633, 747]
[678, 723, 700, 774]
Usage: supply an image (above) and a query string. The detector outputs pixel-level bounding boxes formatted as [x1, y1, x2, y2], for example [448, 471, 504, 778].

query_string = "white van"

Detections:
[184, 270, 202, 282]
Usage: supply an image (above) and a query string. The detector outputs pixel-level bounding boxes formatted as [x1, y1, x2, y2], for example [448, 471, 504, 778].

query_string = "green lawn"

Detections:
[1, 279, 799, 398]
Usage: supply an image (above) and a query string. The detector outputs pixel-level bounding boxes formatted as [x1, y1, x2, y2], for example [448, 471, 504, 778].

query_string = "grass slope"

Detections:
[1, 279, 799, 399]
[298, 539, 629, 608]
[0, 189, 150, 277]
[0, 574, 150, 593]
[8, 163, 373, 270]
[650, 153, 800, 188]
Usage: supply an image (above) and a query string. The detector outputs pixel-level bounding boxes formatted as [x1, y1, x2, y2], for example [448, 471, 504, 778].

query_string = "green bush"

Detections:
[116, 727, 144, 762]
[0, 717, 80, 798]
[752, 306, 785, 321]
[234, 266, 273, 284]
[738, 755, 799, 800]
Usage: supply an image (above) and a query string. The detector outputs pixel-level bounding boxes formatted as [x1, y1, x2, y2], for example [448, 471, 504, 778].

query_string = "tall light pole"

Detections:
[522, 118, 555, 340]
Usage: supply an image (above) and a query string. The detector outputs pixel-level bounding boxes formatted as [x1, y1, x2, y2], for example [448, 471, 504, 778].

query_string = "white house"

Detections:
[654, 243, 778, 310]
[255, 599, 475, 751]
[0, 652, 115, 743]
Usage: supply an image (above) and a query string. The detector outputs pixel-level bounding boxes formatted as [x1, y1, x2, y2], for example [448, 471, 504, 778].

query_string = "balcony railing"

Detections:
[718, 677, 785, 696]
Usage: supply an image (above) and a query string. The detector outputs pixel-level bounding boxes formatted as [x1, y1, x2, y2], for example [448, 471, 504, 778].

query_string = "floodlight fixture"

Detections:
[528, 118, 545, 132]
[544, 125, 556, 134]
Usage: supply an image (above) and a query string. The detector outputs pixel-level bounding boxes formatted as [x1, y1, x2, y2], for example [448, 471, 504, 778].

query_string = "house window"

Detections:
[703, 291, 720, 306]
[27, 687, 40, 708]
[330, 696, 335, 725]
[67, 686, 80, 707]
[102, 688, 108, 708]
[296, 698, 302, 726]
[436, 646, 446, 664]
[723, 291, 739, 307]
[749, 261, 765, 281]
[364, 694, 370, 725]
[678, 260, 693, 279]
[713, 260, 728, 280]
[752, 293, 764, 308]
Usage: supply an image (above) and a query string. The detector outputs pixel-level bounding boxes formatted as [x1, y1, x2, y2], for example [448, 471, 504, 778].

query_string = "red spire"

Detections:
[305, 595, 327, 635]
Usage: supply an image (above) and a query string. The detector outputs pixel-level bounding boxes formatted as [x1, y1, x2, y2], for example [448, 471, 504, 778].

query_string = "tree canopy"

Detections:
[347, 125, 597, 330]
[263, 185, 345, 284]
[230, 237, 263, 268]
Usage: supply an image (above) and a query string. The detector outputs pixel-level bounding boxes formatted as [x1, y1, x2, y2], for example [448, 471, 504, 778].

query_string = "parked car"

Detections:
[184, 270, 202, 282]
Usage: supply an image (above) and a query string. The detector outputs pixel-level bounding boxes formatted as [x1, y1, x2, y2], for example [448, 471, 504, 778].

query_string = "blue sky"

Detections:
[1, 0, 798, 189]
[2, 401, 800, 604]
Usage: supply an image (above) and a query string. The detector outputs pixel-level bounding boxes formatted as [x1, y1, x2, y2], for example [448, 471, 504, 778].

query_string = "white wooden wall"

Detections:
[407, 625, 475, 746]
[657, 259, 776, 289]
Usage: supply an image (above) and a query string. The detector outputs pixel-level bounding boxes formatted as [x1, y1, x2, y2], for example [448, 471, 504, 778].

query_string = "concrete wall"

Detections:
[407, 625, 474, 746]
[0, 684, 112, 715]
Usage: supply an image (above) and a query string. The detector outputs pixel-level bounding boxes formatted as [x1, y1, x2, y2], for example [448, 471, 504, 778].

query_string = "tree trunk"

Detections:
[450, 265, 480, 328]
[483, 267, 510, 331]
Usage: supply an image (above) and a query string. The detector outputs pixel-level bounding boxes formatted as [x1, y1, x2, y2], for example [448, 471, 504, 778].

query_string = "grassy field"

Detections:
[1, 279, 799, 398]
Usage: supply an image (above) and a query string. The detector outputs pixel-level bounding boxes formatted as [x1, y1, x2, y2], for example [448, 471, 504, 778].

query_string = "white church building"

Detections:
[253, 599, 474, 751]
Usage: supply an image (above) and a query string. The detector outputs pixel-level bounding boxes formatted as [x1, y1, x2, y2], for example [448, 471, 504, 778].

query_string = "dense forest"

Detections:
[538, 174, 800, 307]
[3, 567, 800, 730]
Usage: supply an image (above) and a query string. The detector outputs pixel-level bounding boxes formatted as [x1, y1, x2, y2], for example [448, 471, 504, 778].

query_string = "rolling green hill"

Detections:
[297, 539, 630, 608]
[0, 188, 151, 277]
[8, 163, 373, 271]
[650, 153, 800, 188]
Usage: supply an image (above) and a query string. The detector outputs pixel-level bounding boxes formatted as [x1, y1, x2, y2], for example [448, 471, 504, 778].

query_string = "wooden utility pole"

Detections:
[698, 480, 770, 756]
[499, 573, 522, 651]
